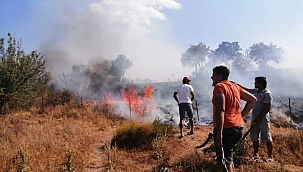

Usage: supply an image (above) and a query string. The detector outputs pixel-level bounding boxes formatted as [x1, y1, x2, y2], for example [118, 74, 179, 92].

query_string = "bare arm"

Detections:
[214, 93, 225, 147]
[254, 103, 271, 123]
[173, 92, 179, 104]
[240, 89, 257, 117]
[237, 83, 254, 94]
[190, 91, 195, 101]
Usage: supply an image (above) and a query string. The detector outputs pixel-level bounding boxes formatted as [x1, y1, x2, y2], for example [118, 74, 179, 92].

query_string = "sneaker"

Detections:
[265, 158, 274, 163]
[187, 131, 194, 135]
[251, 155, 260, 162]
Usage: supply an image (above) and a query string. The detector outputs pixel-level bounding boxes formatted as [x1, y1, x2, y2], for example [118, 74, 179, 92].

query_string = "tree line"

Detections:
[181, 41, 283, 75]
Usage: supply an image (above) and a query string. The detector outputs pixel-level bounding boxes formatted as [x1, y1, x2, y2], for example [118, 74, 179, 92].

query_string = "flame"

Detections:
[121, 84, 155, 116]
[85, 100, 97, 107]
[143, 84, 154, 99]
[104, 95, 117, 105]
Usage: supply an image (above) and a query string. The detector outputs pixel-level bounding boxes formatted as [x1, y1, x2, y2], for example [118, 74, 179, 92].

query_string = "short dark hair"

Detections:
[255, 76, 267, 88]
[213, 65, 230, 80]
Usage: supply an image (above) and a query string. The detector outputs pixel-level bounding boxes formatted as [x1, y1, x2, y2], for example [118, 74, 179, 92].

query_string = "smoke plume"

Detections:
[34, 0, 191, 82]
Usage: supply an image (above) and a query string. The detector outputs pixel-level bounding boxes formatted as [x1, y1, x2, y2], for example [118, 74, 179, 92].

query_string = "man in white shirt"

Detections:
[173, 76, 195, 138]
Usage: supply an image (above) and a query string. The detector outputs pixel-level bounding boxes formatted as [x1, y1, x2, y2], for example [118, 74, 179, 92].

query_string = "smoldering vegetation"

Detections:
[24, 1, 302, 126]
[49, 57, 303, 129]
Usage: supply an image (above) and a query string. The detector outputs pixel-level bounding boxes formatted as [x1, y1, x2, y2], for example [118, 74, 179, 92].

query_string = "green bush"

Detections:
[112, 122, 154, 149]
[152, 117, 174, 138]
[111, 119, 174, 149]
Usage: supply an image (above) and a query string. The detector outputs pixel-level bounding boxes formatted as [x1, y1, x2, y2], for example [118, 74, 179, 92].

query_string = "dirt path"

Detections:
[85, 127, 116, 172]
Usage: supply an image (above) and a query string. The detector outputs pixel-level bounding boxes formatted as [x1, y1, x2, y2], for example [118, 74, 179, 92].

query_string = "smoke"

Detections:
[33, 0, 191, 82]
[29, 0, 303, 125]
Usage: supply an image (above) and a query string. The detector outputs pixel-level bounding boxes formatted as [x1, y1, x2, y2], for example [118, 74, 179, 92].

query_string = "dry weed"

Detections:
[0, 105, 114, 171]
[0, 105, 303, 172]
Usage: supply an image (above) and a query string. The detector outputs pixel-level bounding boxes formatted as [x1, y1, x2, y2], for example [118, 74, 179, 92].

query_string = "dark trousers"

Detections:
[213, 126, 243, 163]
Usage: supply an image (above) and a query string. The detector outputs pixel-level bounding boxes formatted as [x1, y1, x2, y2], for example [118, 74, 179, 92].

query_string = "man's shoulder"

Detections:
[177, 84, 194, 90]
[176, 84, 183, 88]
[265, 89, 273, 98]
[263, 89, 272, 95]
[265, 89, 272, 92]
[215, 81, 232, 89]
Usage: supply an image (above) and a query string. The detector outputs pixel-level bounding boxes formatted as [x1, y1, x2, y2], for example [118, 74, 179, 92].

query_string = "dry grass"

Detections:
[0, 105, 123, 171]
[0, 105, 302, 172]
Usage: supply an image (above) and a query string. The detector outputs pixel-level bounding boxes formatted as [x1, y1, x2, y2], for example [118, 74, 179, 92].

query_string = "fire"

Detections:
[121, 84, 155, 116]
[143, 84, 154, 99]
[104, 95, 117, 105]
[84, 100, 97, 107]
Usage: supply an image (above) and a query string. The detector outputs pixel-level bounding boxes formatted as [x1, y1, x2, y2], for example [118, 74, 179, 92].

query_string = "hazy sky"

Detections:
[1, 0, 303, 82]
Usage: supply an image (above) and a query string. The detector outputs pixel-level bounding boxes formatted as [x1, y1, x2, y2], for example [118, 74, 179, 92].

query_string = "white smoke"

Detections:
[33, 0, 191, 82]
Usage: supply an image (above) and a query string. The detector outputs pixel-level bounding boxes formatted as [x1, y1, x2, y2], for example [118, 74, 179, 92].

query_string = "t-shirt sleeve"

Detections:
[190, 85, 194, 92]
[264, 92, 273, 104]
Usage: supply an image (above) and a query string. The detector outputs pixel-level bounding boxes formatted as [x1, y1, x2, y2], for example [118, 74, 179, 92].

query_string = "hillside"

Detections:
[0, 106, 302, 172]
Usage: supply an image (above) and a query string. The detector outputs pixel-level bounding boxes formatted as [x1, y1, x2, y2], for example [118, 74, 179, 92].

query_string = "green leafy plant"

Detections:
[0, 33, 49, 113]
[17, 146, 28, 172]
[61, 147, 74, 172]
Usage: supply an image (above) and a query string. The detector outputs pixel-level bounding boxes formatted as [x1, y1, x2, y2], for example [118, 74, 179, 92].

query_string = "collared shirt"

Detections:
[252, 88, 273, 121]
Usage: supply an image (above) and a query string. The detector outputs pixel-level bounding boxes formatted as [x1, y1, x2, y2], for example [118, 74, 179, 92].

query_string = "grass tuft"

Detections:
[111, 118, 174, 150]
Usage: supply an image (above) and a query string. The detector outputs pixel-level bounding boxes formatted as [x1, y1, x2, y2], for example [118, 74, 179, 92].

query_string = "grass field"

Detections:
[0, 105, 302, 172]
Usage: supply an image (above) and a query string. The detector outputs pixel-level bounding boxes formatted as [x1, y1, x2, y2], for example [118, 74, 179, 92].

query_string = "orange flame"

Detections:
[143, 84, 154, 99]
[121, 84, 154, 116]
[104, 95, 116, 105]
[85, 100, 97, 107]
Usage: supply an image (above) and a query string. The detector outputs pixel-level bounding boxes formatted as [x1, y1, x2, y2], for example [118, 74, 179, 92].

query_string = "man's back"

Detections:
[212, 80, 244, 128]
[176, 84, 194, 103]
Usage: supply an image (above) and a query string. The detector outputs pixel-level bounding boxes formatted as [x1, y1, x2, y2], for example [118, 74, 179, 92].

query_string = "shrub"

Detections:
[111, 118, 174, 149]
[152, 117, 174, 138]
[111, 121, 154, 149]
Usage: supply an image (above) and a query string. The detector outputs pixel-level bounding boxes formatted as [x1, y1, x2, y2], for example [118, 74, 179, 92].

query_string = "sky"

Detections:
[1, 0, 303, 82]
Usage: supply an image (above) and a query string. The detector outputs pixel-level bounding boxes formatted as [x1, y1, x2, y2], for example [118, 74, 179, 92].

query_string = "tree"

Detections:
[180, 42, 210, 75]
[109, 54, 132, 82]
[248, 43, 283, 70]
[232, 49, 258, 71]
[0, 33, 48, 112]
[209, 42, 243, 68]
[35, 71, 53, 112]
